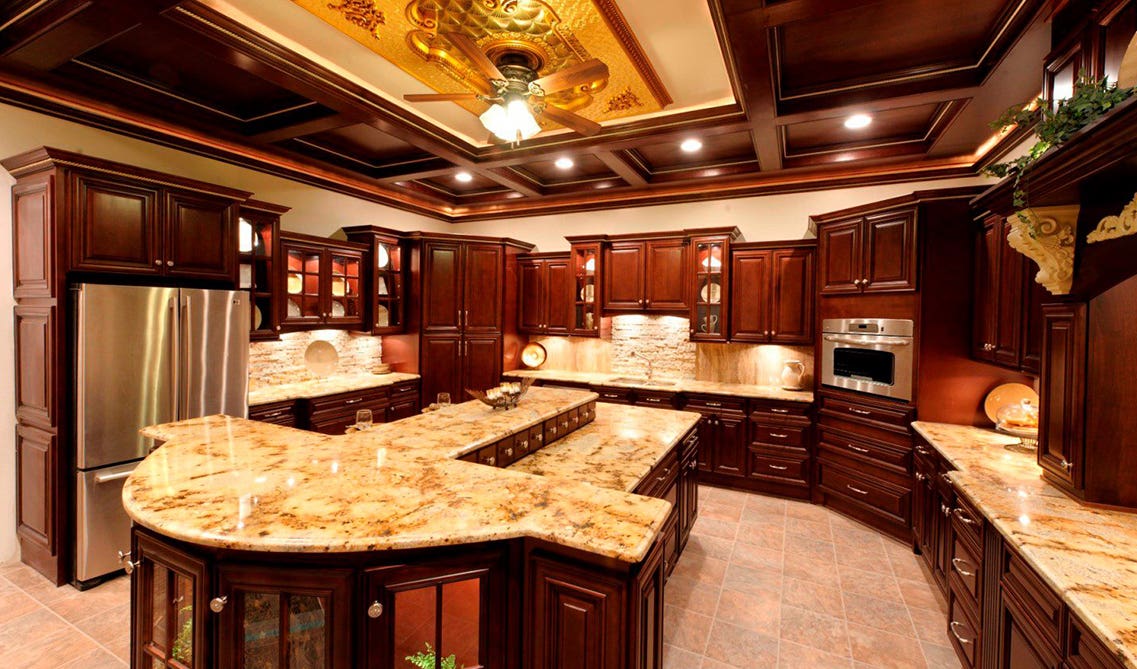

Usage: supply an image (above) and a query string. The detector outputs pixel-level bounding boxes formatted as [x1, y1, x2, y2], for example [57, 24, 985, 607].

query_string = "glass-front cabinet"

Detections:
[689, 228, 741, 342]
[343, 226, 406, 334]
[238, 200, 289, 340]
[568, 239, 602, 337]
[132, 531, 210, 669]
[279, 232, 367, 331]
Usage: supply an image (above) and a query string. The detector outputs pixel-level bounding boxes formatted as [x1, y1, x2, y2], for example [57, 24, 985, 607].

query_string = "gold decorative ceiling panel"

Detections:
[295, 0, 670, 126]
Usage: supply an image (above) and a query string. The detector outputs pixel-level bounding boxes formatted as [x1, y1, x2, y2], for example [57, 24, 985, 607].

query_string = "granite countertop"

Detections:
[125, 388, 700, 563]
[504, 368, 814, 403]
[247, 372, 420, 405]
[913, 421, 1137, 668]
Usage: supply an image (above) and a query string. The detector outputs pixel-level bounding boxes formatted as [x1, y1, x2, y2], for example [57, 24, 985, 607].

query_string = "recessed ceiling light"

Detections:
[554, 157, 574, 169]
[455, 171, 473, 183]
[680, 138, 703, 153]
[844, 114, 872, 129]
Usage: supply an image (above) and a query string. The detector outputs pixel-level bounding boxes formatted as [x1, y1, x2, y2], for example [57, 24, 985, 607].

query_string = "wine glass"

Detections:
[437, 392, 451, 407]
[355, 409, 373, 431]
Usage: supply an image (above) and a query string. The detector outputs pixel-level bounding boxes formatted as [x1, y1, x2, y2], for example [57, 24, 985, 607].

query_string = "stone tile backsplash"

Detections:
[249, 330, 383, 390]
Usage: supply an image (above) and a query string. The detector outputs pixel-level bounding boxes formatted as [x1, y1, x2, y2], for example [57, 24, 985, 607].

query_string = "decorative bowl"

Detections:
[467, 378, 534, 410]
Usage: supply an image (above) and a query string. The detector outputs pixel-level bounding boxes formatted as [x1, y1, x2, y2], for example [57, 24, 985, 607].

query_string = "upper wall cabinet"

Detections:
[729, 242, 816, 345]
[689, 228, 741, 342]
[518, 253, 572, 336]
[568, 239, 602, 337]
[602, 235, 689, 312]
[344, 226, 408, 335]
[238, 200, 288, 341]
[279, 232, 367, 331]
[70, 169, 248, 282]
[972, 213, 1045, 374]
[817, 209, 918, 295]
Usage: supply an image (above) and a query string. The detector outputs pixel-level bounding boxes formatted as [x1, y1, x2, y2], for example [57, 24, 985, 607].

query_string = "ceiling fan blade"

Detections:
[443, 32, 505, 83]
[537, 104, 603, 137]
[404, 93, 481, 102]
[531, 59, 609, 95]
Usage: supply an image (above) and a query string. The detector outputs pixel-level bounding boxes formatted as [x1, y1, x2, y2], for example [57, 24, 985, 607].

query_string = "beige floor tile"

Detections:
[909, 603, 953, 645]
[664, 604, 714, 654]
[846, 621, 928, 669]
[714, 585, 782, 632]
[730, 543, 783, 570]
[701, 500, 744, 523]
[786, 516, 833, 542]
[782, 576, 844, 617]
[736, 520, 786, 551]
[779, 605, 851, 656]
[58, 646, 127, 668]
[691, 516, 740, 541]
[842, 593, 917, 637]
[921, 641, 964, 669]
[704, 620, 779, 668]
[898, 577, 948, 613]
[742, 494, 788, 516]
[786, 499, 832, 522]
[700, 486, 752, 508]
[700, 657, 742, 669]
[838, 564, 903, 602]
[686, 533, 736, 561]
[663, 643, 704, 669]
[723, 563, 784, 596]
[834, 543, 893, 575]
[784, 533, 836, 562]
[48, 583, 129, 622]
[0, 583, 43, 625]
[783, 553, 840, 588]
[74, 603, 131, 648]
[832, 523, 886, 549]
[887, 548, 933, 582]
[779, 640, 855, 668]
[666, 574, 721, 617]
[0, 608, 74, 649]
[672, 553, 729, 587]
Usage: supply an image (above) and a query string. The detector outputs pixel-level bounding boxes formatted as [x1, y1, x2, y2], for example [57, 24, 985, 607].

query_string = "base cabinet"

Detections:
[132, 530, 211, 669]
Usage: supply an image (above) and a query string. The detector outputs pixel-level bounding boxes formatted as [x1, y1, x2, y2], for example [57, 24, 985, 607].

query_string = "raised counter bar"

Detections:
[504, 368, 815, 402]
[125, 388, 700, 669]
[913, 421, 1137, 669]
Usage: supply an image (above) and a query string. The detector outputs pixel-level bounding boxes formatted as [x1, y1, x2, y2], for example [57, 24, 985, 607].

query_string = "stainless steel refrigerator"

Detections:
[73, 283, 249, 584]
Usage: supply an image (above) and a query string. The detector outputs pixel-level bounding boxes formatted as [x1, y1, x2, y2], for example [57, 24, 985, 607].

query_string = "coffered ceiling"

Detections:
[0, 0, 1050, 221]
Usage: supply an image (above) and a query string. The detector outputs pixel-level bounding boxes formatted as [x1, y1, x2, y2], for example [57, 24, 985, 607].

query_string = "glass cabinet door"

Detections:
[374, 240, 402, 333]
[216, 566, 352, 669]
[328, 253, 362, 324]
[571, 244, 600, 336]
[239, 213, 279, 340]
[692, 239, 728, 342]
[133, 532, 209, 669]
[284, 246, 324, 324]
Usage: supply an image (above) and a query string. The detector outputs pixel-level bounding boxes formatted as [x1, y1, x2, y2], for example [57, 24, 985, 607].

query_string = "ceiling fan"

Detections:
[404, 33, 608, 142]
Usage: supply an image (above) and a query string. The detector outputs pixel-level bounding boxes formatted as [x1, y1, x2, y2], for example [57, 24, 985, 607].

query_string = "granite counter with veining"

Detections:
[503, 368, 814, 403]
[913, 421, 1137, 668]
[247, 372, 420, 405]
[125, 388, 700, 564]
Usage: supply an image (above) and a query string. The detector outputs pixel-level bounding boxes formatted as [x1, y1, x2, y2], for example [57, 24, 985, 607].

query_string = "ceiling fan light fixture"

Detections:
[481, 98, 541, 142]
[844, 113, 872, 129]
[554, 157, 574, 169]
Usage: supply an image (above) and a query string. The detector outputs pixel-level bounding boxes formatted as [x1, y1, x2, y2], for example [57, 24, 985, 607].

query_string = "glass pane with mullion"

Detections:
[288, 594, 328, 669]
[171, 572, 195, 666]
[241, 591, 281, 669]
[394, 586, 437, 669]
[440, 578, 482, 669]
[150, 562, 169, 656]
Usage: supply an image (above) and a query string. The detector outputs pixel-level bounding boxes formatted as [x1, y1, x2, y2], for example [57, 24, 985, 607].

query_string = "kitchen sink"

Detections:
[607, 377, 677, 388]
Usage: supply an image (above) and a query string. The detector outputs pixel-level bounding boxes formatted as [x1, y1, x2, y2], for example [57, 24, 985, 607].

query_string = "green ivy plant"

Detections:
[405, 642, 461, 669]
[983, 72, 1134, 233]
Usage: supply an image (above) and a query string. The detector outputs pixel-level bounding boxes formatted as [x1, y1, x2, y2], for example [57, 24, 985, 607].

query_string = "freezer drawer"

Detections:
[76, 462, 137, 583]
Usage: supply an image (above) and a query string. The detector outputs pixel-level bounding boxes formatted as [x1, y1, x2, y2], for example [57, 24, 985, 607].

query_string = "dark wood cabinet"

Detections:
[566, 238, 603, 336]
[248, 400, 298, 427]
[689, 230, 739, 342]
[165, 190, 238, 281]
[1037, 303, 1085, 493]
[131, 529, 211, 669]
[279, 233, 366, 330]
[730, 241, 816, 344]
[422, 240, 463, 332]
[343, 226, 408, 335]
[518, 253, 572, 336]
[686, 395, 748, 479]
[602, 236, 688, 312]
[530, 555, 625, 669]
[972, 213, 1043, 372]
[238, 200, 288, 341]
[464, 243, 504, 333]
[252, 381, 421, 434]
[818, 208, 918, 295]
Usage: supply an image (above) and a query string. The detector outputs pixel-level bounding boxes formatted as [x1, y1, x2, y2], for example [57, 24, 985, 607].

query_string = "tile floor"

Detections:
[0, 486, 960, 669]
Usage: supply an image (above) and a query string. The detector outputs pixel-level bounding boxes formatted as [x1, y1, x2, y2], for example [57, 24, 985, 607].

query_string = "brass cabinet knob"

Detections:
[166, 260, 174, 267]
[210, 596, 228, 613]
[154, 259, 162, 266]
[367, 601, 383, 619]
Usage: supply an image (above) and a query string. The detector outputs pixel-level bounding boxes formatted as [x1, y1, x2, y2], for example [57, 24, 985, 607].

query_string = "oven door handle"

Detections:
[824, 335, 911, 346]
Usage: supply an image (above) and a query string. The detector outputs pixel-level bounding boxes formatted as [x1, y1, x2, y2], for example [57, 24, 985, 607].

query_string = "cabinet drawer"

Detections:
[748, 451, 808, 482]
[513, 429, 535, 459]
[750, 422, 807, 449]
[495, 434, 518, 467]
[1067, 614, 1126, 669]
[543, 417, 562, 444]
[475, 444, 499, 468]
[593, 386, 634, 404]
[529, 424, 546, 451]
[641, 450, 680, 497]
[817, 462, 910, 524]
[818, 428, 911, 472]
[1003, 549, 1064, 650]
[685, 395, 747, 413]
[389, 381, 419, 399]
[307, 389, 389, 415]
[948, 534, 981, 606]
[635, 391, 675, 408]
[950, 491, 983, 552]
[249, 401, 297, 425]
[749, 401, 810, 422]
[578, 401, 596, 424]
[820, 395, 912, 429]
[947, 592, 980, 668]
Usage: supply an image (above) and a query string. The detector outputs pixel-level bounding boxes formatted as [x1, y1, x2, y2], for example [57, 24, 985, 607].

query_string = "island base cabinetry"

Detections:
[130, 527, 668, 669]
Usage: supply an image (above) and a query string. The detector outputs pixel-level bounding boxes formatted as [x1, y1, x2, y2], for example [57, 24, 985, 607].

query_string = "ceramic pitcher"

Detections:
[781, 360, 805, 390]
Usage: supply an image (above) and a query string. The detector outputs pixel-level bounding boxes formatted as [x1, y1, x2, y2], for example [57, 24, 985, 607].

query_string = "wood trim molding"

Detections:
[591, 0, 673, 108]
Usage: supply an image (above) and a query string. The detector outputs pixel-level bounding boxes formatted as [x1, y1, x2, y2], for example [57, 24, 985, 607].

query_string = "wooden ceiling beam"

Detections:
[773, 86, 980, 126]
[373, 158, 457, 183]
[594, 150, 649, 186]
[719, 0, 892, 24]
[249, 113, 370, 144]
[479, 166, 544, 197]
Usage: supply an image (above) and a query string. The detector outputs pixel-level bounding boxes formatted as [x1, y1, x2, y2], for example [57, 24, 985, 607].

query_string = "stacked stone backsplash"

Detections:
[532, 314, 813, 386]
[248, 330, 383, 390]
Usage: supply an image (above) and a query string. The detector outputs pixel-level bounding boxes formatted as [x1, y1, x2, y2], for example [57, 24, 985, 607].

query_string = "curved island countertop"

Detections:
[124, 387, 700, 563]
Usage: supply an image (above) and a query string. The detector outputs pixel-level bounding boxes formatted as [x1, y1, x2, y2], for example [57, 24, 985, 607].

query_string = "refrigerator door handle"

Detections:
[94, 470, 134, 484]
[169, 296, 180, 421]
[179, 293, 191, 419]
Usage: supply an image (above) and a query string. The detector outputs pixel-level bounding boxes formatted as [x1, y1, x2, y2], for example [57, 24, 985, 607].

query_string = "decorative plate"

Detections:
[287, 299, 301, 318]
[983, 382, 1038, 424]
[303, 340, 339, 377]
[580, 284, 595, 303]
[331, 300, 346, 318]
[331, 277, 348, 297]
[521, 342, 547, 368]
[253, 305, 264, 330]
[287, 273, 303, 294]
[377, 244, 390, 270]
[376, 304, 390, 327]
[700, 281, 722, 304]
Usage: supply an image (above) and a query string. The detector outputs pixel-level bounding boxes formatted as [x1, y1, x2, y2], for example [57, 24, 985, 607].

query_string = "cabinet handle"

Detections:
[764, 330, 770, 337]
[941, 473, 953, 485]
[345, 397, 364, 405]
[534, 433, 543, 442]
[706, 402, 722, 408]
[949, 621, 974, 645]
[769, 432, 789, 439]
[645, 398, 662, 404]
[941, 503, 952, 517]
[484, 456, 496, 466]
[166, 260, 174, 267]
[915, 472, 927, 482]
[517, 440, 528, 451]
[952, 508, 977, 526]
[367, 601, 384, 619]
[769, 408, 789, 414]
[846, 484, 869, 496]
[768, 464, 789, 471]
[260, 410, 287, 419]
[848, 407, 871, 416]
[847, 444, 870, 454]
[210, 596, 228, 613]
[915, 445, 931, 456]
[951, 557, 975, 578]
[503, 448, 513, 457]
[1060, 458, 1073, 472]
[117, 550, 139, 575]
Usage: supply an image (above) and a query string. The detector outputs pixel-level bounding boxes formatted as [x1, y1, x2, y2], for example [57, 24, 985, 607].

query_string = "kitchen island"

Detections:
[123, 387, 700, 669]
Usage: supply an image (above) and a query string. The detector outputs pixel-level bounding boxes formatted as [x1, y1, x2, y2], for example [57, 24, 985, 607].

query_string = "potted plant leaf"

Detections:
[405, 642, 462, 669]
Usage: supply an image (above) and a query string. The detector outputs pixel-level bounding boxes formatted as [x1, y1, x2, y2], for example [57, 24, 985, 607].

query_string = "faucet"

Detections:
[630, 350, 654, 380]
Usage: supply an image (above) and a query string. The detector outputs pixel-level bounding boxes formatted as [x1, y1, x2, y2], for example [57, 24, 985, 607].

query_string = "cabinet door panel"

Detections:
[993, 219, 1023, 366]
[71, 172, 160, 274]
[974, 218, 1001, 361]
[133, 530, 211, 669]
[1038, 304, 1085, 492]
[729, 250, 771, 342]
[530, 557, 623, 669]
[644, 239, 688, 310]
[770, 247, 815, 344]
[1020, 260, 1046, 374]
[463, 243, 503, 333]
[818, 219, 862, 295]
[421, 335, 463, 405]
[713, 412, 748, 478]
[545, 258, 574, 334]
[15, 424, 55, 554]
[864, 210, 918, 292]
[518, 260, 544, 333]
[603, 242, 645, 310]
[165, 191, 235, 280]
[13, 175, 55, 298]
[14, 305, 55, 428]
[463, 336, 502, 395]
[422, 242, 462, 332]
